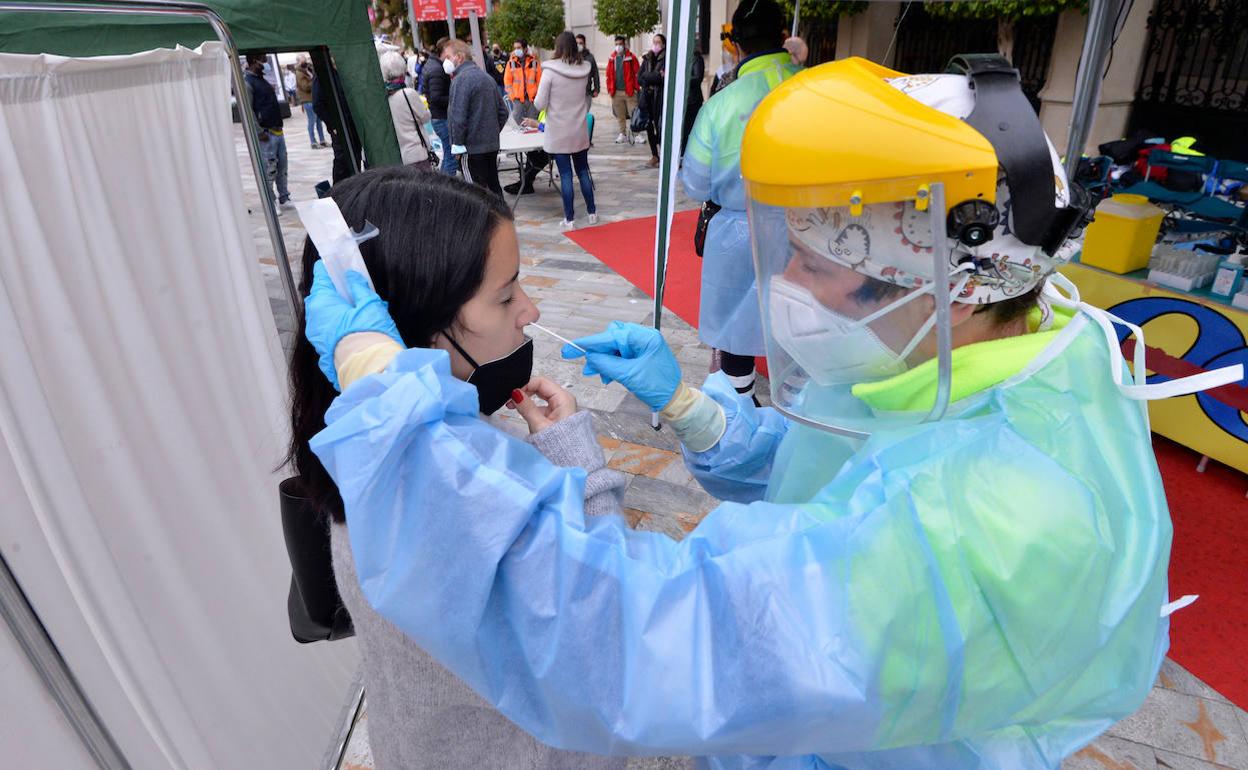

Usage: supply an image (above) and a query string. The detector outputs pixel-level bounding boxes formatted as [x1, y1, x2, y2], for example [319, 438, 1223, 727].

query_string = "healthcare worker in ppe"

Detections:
[683, 0, 800, 402]
[303, 56, 1244, 770]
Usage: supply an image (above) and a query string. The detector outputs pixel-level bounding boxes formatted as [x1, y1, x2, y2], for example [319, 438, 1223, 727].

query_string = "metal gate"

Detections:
[890, 2, 1059, 112]
[1129, 0, 1248, 160]
[799, 14, 840, 68]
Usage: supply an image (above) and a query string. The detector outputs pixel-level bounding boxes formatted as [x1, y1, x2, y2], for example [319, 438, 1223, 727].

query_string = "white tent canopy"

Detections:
[0, 41, 357, 769]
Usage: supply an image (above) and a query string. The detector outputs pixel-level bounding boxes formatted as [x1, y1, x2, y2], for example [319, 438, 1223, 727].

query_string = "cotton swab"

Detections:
[528, 321, 586, 353]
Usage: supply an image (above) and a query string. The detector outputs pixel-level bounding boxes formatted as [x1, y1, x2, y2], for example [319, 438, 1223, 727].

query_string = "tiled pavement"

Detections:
[234, 103, 1247, 770]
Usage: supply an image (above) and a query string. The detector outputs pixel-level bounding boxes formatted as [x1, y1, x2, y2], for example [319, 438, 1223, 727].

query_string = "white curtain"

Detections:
[0, 43, 357, 769]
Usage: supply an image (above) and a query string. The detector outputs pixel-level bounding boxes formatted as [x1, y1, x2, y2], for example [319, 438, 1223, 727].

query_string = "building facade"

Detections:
[564, 0, 1246, 160]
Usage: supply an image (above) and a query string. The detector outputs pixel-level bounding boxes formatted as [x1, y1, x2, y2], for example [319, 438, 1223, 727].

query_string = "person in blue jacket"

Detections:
[299, 56, 1242, 770]
[682, 0, 800, 403]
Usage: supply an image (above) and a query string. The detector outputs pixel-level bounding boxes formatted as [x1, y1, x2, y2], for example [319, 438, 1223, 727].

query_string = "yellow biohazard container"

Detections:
[1079, 193, 1165, 274]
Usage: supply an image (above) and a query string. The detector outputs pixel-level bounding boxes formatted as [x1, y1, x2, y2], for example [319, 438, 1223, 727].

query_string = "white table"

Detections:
[452, 124, 549, 211]
[498, 124, 546, 211]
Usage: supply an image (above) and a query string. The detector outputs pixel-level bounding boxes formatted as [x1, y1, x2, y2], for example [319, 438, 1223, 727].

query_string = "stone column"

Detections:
[834, 2, 901, 66]
[1038, 1, 1153, 157]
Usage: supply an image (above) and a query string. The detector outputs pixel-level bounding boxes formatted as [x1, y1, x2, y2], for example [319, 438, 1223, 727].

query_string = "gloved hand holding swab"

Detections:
[528, 321, 586, 353]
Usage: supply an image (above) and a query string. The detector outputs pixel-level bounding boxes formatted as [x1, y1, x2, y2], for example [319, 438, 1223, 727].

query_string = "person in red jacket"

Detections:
[606, 35, 640, 143]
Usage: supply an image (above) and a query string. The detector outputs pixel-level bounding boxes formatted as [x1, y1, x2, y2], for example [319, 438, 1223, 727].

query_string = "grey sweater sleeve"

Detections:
[447, 79, 464, 145]
[526, 411, 626, 519]
[495, 86, 509, 131]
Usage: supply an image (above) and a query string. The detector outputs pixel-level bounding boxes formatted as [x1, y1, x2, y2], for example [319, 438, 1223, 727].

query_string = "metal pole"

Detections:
[648, 0, 695, 430]
[468, 10, 485, 70]
[406, 0, 420, 50]
[651, 0, 694, 333]
[791, 0, 800, 37]
[1063, 0, 1117, 179]
[0, 551, 130, 769]
[325, 680, 365, 770]
[445, 0, 457, 41]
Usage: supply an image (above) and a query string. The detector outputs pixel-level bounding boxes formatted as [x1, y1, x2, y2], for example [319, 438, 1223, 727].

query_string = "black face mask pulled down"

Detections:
[444, 335, 534, 414]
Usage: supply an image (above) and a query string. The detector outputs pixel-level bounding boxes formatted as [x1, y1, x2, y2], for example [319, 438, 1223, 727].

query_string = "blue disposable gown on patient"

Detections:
[682, 51, 801, 357]
[311, 311, 1174, 770]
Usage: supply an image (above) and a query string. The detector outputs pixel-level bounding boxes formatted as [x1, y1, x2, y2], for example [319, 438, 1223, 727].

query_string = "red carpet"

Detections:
[1154, 436, 1248, 709]
[565, 210, 768, 375]
[564, 210, 705, 327]
[568, 213, 1248, 709]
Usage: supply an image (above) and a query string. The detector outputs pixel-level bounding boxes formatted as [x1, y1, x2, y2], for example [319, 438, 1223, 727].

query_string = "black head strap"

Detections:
[443, 332, 480, 370]
[947, 54, 1089, 254]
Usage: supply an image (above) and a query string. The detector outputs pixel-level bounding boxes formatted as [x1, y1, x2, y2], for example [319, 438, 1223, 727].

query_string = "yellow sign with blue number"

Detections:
[1061, 263, 1248, 474]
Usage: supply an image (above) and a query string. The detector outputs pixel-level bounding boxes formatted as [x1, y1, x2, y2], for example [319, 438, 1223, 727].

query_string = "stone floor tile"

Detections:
[627, 758, 695, 770]
[1160, 659, 1233, 705]
[591, 406, 683, 452]
[576, 384, 629, 413]
[520, 274, 559, 288]
[624, 475, 718, 521]
[1110, 687, 1248, 767]
[1064, 736, 1159, 770]
[675, 344, 714, 371]
[607, 441, 680, 478]
[339, 708, 374, 770]
[626, 756, 695, 769]
[656, 454, 698, 488]
[1152, 748, 1240, 769]
[622, 506, 679, 539]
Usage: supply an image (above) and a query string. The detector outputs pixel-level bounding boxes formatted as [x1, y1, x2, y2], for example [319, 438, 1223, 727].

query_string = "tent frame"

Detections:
[0, 2, 299, 767]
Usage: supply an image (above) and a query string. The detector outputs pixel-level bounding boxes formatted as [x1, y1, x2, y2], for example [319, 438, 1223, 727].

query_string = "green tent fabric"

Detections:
[0, 0, 401, 168]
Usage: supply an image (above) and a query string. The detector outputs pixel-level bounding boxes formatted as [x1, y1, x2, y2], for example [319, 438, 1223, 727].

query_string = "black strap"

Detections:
[443, 332, 480, 370]
[399, 90, 434, 156]
[946, 54, 1087, 254]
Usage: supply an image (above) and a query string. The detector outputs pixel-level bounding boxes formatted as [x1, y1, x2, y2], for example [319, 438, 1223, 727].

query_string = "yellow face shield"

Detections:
[741, 58, 998, 213]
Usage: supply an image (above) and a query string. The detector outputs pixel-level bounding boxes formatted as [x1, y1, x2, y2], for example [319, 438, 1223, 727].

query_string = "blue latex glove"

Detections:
[303, 261, 403, 391]
[562, 321, 681, 411]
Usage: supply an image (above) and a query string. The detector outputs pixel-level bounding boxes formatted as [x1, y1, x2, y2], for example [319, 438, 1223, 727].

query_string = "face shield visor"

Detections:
[749, 188, 968, 437]
[742, 56, 1092, 437]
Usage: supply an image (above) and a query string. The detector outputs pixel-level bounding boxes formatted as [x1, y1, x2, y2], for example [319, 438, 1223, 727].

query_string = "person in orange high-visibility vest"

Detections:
[504, 38, 542, 122]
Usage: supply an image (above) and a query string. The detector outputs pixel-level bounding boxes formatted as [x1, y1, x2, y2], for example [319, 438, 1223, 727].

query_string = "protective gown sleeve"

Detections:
[679, 101, 715, 202]
[678, 372, 789, 503]
[310, 347, 1167, 759]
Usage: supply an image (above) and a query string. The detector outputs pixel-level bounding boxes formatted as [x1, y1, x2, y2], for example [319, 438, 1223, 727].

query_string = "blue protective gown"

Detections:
[682, 52, 801, 356]
[311, 312, 1173, 770]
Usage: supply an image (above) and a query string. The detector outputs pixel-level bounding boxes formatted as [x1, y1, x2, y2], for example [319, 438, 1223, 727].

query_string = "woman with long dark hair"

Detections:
[535, 31, 598, 230]
[638, 33, 666, 168]
[287, 166, 627, 769]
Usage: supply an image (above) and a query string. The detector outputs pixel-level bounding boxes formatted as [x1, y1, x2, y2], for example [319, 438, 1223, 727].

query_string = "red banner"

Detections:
[411, 0, 446, 23]
[450, 0, 487, 18]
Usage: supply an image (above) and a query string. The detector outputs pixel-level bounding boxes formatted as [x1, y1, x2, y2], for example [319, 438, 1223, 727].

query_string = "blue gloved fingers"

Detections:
[570, 320, 644, 355]
[561, 343, 587, 360]
[581, 360, 614, 385]
[311, 259, 334, 291]
[569, 330, 628, 356]
[618, 323, 667, 354]
[576, 356, 628, 386]
[567, 322, 678, 407]
[345, 270, 376, 306]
